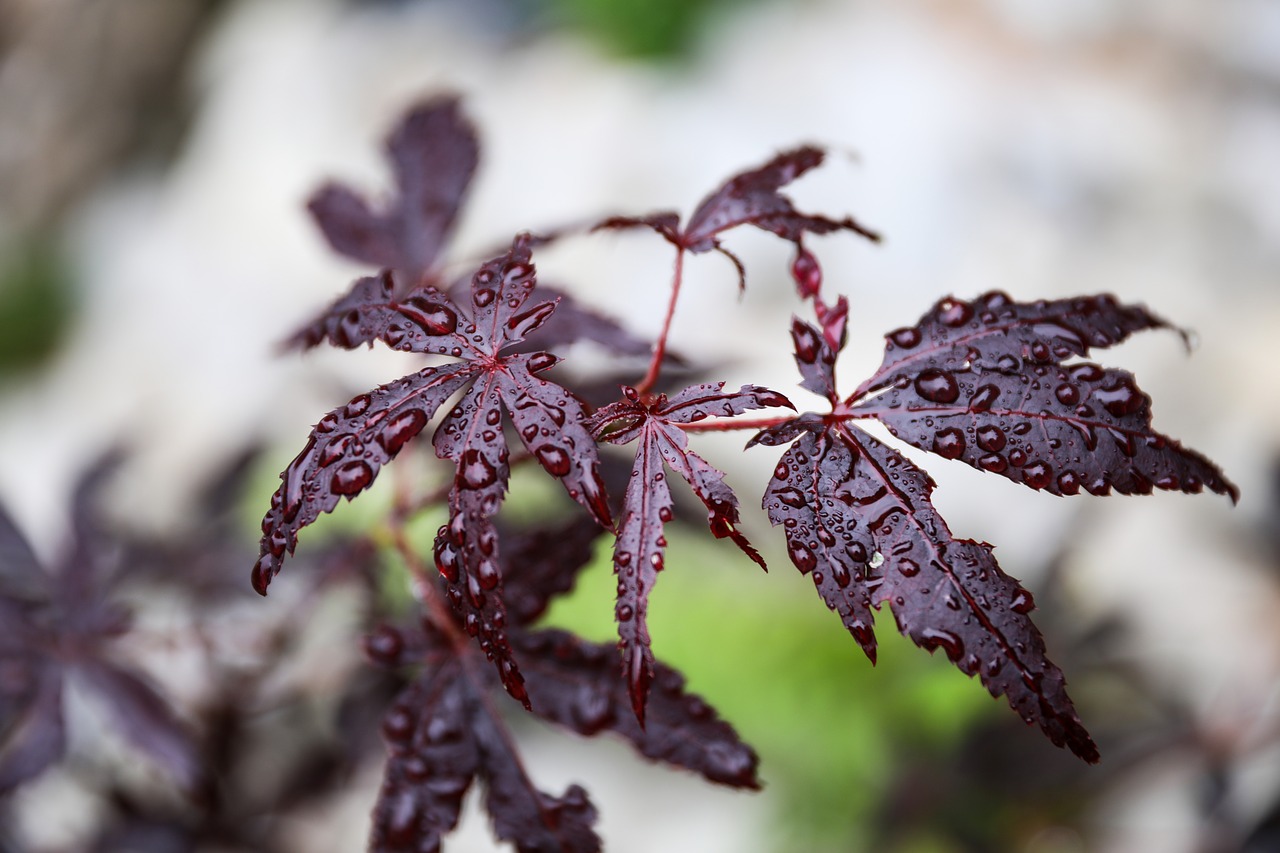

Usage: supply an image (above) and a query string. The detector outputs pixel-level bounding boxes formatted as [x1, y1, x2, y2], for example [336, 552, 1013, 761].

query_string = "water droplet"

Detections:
[1069, 363, 1104, 383]
[381, 707, 414, 742]
[1010, 588, 1036, 614]
[345, 394, 372, 418]
[1094, 377, 1145, 417]
[536, 445, 571, 476]
[1055, 383, 1080, 405]
[889, 327, 922, 348]
[932, 427, 965, 459]
[474, 288, 495, 307]
[976, 425, 1006, 452]
[320, 433, 356, 467]
[1156, 474, 1179, 490]
[508, 302, 556, 332]
[978, 454, 1007, 474]
[460, 449, 497, 489]
[774, 487, 807, 508]
[920, 628, 964, 661]
[968, 384, 1000, 413]
[1108, 428, 1136, 457]
[617, 603, 635, 623]
[1021, 461, 1052, 490]
[914, 369, 960, 404]
[937, 298, 973, 327]
[399, 297, 459, 335]
[1008, 448, 1028, 467]
[657, 506, 674, 523]
[477, 559, 500, 591]
[617, 552, 632, 568]
[331, 460, 373, 495]
[832, 562, 851, 587]
[773, 461, 790, 479]
[898, 558, 919, 577]
[847, 541, 868, 563]
[527, 352, 556, 373]
[996, 354, 1021, 373]
[466, 572, 486, 608]
[377, 410, 427, 455]
[788, 540, 818, 573]
[650, 553, 664, 570]
[945, 594, 961, 611]
[1056, 471, 1080, 495]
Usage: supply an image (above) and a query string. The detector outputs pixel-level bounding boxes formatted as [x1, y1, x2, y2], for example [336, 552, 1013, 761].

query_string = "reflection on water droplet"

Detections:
[478, 559, 500, 590]
[898, 558, 919, 577]
[978, 454, 1007, 474]
[345, 394, 372, 418]
[1095, 377, 1144, 417]
[920, 628, 964, 661]
[1057, 471, 1080, 495]
[460, 449, 497, 489]
[1055, 383, 1079, 405]
[1021, 461, 1052, 490]
[968, 384, 1000, 413]
[526, 352, 556, 373]
[976, 425, 1006, 452]
[331, 460, 373, 495]
[536, 445, 571, 476]
[933, 427, 966, 459]
[1010, 588, 1036, 614]
[937, 298, 973, 327]
[788, 540, 817, 573]
[377, 410, 427, 455]
[915, 369, 960, 404]
[474, 288, 495, 307]
[889, 327, 921, 348]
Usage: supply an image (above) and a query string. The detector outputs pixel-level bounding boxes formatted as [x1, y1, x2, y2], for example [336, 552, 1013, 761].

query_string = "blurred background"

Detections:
[1, 0, 1278, 851]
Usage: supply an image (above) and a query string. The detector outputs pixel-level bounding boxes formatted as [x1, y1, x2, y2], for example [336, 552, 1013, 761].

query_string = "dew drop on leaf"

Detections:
[377, 410, 428, 454]
[920, 628, 964, 661]
[1022, 461, 1052, 490]
[331, 460, 373, 495]
[474, 288, 495, 307]
[978, 454, 1008, 474]
[889, 327, 921, 348]
[345, 394, 372, 418]
[536, 445, 571, 477]
[976, 425, 1006, 453]
[937, 298, 973, 327]
[932, 427, 965, 459]
[460, 449, 497, 489]
[898, 558, 920, 577]
[968, 384, 1000, 413]
[788, 540, 818, 573]
[1055, 383, 1080, 405]
[1010, 588, 1036, 614]
[915, 369, 960, 404]
[793, 324, 820, 364]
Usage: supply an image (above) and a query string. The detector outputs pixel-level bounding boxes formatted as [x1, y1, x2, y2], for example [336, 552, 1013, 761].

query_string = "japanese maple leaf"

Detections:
[307, 94, 477, 289]
[588, 382, 791, 723]
[754, 298, 1234, 763]
[254, 235, 612, 707]
[596, 146, 880, 289]
[365, 515, 759, 853]
[847, 290, 1240, 500]
[0, 457, 199, 793]
[292, 97, 652, 360]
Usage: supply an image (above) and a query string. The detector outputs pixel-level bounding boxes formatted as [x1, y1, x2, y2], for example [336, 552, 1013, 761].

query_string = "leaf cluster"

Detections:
[246, 95, 1237, 851]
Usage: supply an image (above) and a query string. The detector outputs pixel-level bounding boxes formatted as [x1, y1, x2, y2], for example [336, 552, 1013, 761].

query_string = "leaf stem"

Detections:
[635, 248, 685, 397]
[679, 414, 794, 434]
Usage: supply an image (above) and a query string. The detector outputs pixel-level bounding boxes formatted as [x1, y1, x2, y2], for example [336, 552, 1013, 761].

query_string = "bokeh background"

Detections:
[1, 0, 1278, 851]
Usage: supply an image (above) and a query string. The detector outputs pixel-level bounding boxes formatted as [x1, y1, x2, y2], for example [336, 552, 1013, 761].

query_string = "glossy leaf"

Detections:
[851, 291, 1239, 501]
[256, 238, 612, 706]
[589, 382, 788, 722]
[308, 94, 478, 287]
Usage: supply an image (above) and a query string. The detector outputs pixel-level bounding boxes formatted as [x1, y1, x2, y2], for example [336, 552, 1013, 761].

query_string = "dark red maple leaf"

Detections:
[754, 300, 1235, 763]
[254, 236, 613, 707]
[307, 94, 478, 289]
[366, 514, 759, 853]
[849, 291, 1239, 501]
[588, 382, 791, 723]
[597, 146, 880, 289]
[0, 457, 200, 793]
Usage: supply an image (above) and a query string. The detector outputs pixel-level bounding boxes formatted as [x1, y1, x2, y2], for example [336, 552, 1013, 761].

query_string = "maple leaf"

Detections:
[597, 146, 879, 289]
[0, 458, 200, 792]
[307, 94, 478, 288]
[756, 296, 1236, 762]
[366, 513, 758, 852]
[849, 291, 1240, 501]
[254, 236, 613, 707]
[588, 382, 791, 723]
